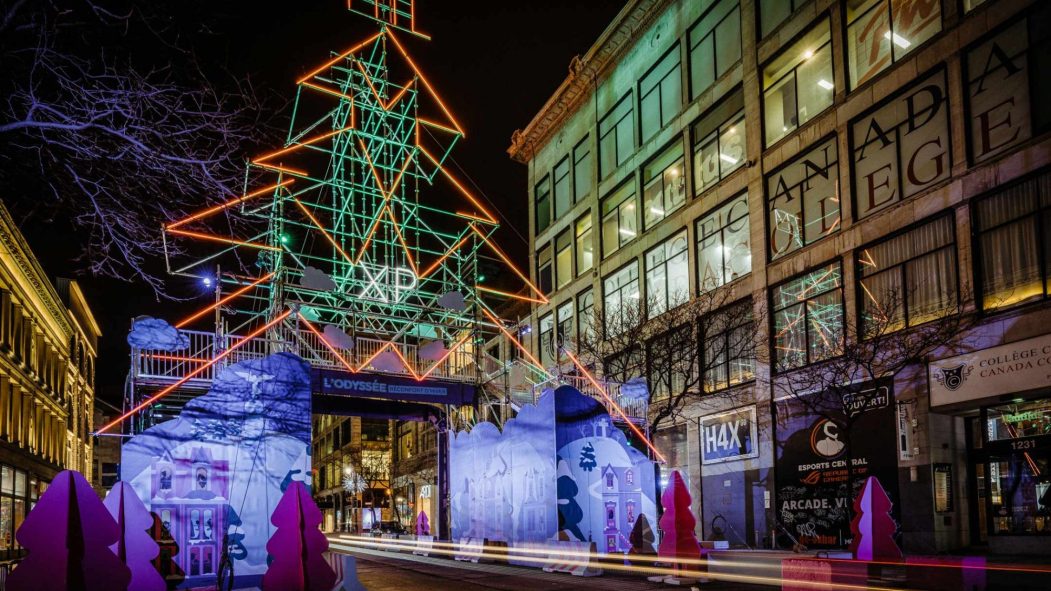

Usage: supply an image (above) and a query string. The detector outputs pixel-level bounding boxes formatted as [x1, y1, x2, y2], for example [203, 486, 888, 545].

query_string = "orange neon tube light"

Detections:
[352, 205, 388, 265]
[475, 285, 548, 304]
[253, 162, 310, 176]
[167, 181, 294, 230]
[297, 32, 381, 84]
[176, 272, 276, 328]
[388, 346, 421, 380]
[298, 316, 358, 374]
[96, 309, 293, 435]
[290, 197, 355, 264]
[386, 207, 420, 275]
[166, 228, 281, 252]
[419, 333, 472, 380]
[418, 232, 472, 279]
[386, 29, 465, 136]
[480, 307, 548, 374]
[355, 342, 393, 372]
[471, 225, 548, 303]
[300, 81, 356, 102]
[417, 145, 497, 223]
[253, 125, 355, 165]
[562, 348, 667, 464]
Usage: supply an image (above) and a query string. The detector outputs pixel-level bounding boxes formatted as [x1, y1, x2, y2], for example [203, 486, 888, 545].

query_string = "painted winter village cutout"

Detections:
[120, 353, 312, 587]
[450, 385, 657, 558]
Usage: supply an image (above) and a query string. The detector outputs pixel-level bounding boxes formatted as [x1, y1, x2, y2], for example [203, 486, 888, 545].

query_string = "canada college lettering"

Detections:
[976, 343, 1051, 378]
[851, 68, 950, 219]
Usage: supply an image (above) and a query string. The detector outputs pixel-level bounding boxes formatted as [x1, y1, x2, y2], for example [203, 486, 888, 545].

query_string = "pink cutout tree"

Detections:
[262, 481, 337, 591]
[850, 476, 902, 561]
[657, 470, 701, 575]
[415, 510, 430, 536]
[8, 470, 130, 591]
[104, 481, 166, 591]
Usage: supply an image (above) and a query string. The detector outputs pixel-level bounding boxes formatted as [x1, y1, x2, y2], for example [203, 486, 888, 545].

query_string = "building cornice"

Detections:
[507, 0, 674, 163]
[0, 202, 73, 339]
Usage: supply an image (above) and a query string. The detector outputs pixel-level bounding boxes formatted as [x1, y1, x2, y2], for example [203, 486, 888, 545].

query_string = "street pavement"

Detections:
[343, 546, 768, 591]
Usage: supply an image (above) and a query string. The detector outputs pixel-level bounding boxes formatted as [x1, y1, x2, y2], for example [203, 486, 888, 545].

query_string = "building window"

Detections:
[573, 138, 593, 201]
[639, 45, 683, 142]
[577, 289, 595, 344]
[696, 193, 750, 293]
[599, 93, 635, 179]
[606, 346, 644, 383]
[963, 0, 990, 13]
[858, 214, 957, 333]
[601, 181, 638, 258]
[535, 175, 551, 233]
[975, 172, 1051, 310]
[965, 6, 1051, 165]
[648, 325, 692, 400]
[557, 302, 573, 351]
[766, 136, 840, 259]
[846, 0, 941, 89]
[689, 0, 742, 99]
[555, 229, 573, 289]
[759, 0, 802, 39]
[763, 20, 834, 146]
[692, 88, 746, 195]
[575, 214, 594, 276]
[603, 262, 640, 335]
[539, 313, 555, 368]
[772, 261, 844, 371]
[553, 157, 572, 218]
[0, 465, 29, 556]
[702, 299, 755, 392]
[642, 141, 686, 229]
[644, 231, 689, 316]
[851, 68, 950, 219]
[537, 244, 553, 295]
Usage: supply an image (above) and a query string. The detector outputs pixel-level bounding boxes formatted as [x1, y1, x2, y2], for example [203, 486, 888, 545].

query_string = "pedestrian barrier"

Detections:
[541, 540, 603, 577]
[413, 535, 435, 557]
[453, 537, 487, 563]
[324, 551, 366, 591]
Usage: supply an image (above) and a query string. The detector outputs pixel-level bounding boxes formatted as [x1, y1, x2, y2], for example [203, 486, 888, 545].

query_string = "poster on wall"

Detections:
[773, 377, 900, 549]
[120, 353, 313, 588]
[700, 406, 759, 464]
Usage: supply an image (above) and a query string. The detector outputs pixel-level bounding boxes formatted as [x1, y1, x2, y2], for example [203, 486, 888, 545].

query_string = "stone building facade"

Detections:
[0, 201, 101, 558]
[511, 0, 1051, 555]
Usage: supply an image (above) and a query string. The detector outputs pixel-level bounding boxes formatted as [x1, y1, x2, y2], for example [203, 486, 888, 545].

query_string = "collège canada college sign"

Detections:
[929, 333, 1051, 408]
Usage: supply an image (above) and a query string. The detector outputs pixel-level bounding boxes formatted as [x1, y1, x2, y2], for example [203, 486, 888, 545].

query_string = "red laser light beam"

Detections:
[562, 348, 667, 464]
[176, 272, 276, 328]
[298, 316, 358, 374]
[166, 181, 294, 230]
[95, 309, 293, 435]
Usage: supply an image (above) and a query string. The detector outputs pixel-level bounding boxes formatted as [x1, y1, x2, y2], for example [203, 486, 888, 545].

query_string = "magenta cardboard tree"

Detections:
[849, 476, 902, 561]
[8, 470, 131, 591]
[104, 481, 166, 591]
[657, 470, 701, 573]
[262, 481, 337, 591]
[416, 511, 430, 536]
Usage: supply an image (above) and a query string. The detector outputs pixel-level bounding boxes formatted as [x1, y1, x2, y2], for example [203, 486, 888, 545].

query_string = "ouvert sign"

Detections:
[928, 333, 1051, 408]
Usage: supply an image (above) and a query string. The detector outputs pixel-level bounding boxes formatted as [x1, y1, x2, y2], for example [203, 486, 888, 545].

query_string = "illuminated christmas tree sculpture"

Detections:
[101, 0, 557, 436]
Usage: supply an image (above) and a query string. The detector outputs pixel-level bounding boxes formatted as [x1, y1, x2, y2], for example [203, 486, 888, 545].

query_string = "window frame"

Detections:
[535, 175, 552, 233]
[555, 228, 574, 290]
[575, 213, 594, 276]
[600, 179, 639, 258]
[639, 43, 684, 143]
[577, 288, 595, 345]
[688, 0, 743, 99]
[691, 87, 747, 196]
[642, 139, 687, 230]
[845, 0, 943, 90]
[761, 17, 835, 147]
[553, 156, 572, 218]
[701, 298, 756, 393]
[644, 229, 690, 317]
[758, 0, 802, 40]
[537, 243, 553, 295]
[769, 260, 846, 372]
[854, 212, 960, 335]
[599, 93, 635, 179]
[764, 134, 842, 261]
[603, 261, 641, 335]
[573, 138, 593, 202]
[696, 191, 752, 294]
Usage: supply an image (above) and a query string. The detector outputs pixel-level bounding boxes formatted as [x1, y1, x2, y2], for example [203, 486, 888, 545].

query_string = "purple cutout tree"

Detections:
[850, 476, 902, 561]
[262, 481, 337, 591]
[657, 471, 700, 577]
[104, 481, 166, 591]
[8, 470, 130, 591]
[416, 511, 430, 536]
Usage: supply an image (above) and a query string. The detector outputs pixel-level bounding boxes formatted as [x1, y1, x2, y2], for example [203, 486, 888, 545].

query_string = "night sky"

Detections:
[16, 1, 626, 405]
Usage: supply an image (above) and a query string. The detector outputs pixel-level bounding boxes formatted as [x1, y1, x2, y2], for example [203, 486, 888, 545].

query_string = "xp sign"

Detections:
[357, 262, 418, 303]
[700, 406, 759, 464]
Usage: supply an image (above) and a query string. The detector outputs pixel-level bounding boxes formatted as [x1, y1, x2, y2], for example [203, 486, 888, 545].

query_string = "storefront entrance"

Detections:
[966, 398, 1051, 548]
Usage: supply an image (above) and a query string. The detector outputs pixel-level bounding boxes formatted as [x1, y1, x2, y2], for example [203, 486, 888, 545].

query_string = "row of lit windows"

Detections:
[536, 0, 1049, 304]
[538, 168, 1051, 377]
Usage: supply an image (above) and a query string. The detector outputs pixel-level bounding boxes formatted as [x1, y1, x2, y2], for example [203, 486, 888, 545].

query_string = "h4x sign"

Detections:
[700, 406, 759, 464]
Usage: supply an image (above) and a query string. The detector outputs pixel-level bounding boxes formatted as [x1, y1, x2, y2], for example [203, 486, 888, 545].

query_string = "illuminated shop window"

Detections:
[642, 141, 686, 230]
[846, 0, 941, 89]
[601, 181, 638, 258]
[697, 193, 750, 293]
[772, 262, 843, 371]
[763, 20, 833, 146]
[692, 89, 745, 195]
